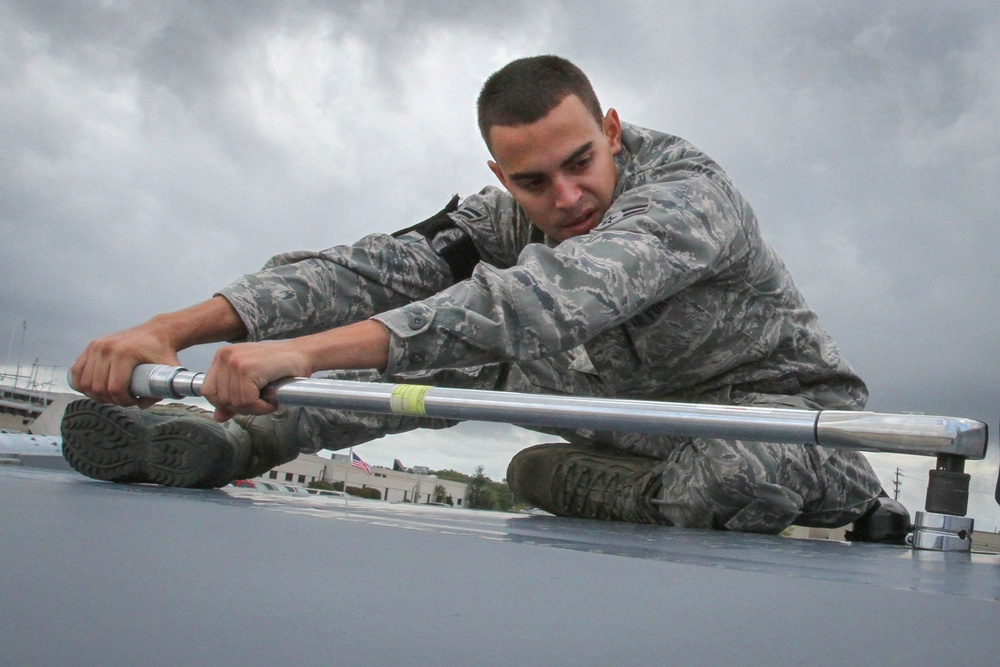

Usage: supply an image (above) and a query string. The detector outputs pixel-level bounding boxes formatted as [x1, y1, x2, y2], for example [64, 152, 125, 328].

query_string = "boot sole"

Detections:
[60, 398, 233, 488]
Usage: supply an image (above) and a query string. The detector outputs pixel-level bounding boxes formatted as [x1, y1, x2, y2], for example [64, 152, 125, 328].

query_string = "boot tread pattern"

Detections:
[61, 398, 232, 488]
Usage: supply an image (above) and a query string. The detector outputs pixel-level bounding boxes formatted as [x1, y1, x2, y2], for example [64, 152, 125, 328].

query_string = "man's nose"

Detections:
[552, 176, 582, 209]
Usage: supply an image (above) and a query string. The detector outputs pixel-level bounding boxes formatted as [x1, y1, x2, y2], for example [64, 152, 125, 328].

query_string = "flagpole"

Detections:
[343, 446, 352, 502]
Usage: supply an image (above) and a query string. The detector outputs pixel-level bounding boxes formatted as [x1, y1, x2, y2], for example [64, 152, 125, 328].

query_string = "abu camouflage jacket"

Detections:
[219, 123, 867, 410]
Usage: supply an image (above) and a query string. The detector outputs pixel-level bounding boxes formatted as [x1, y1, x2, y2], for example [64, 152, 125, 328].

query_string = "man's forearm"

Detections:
[148, 295, 249, 351]
[285, 319, 391, 375]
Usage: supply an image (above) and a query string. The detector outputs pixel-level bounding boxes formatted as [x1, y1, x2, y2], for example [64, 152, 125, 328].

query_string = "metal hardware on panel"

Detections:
[907, 511, 974, 552]
[907, 454, 975, 552]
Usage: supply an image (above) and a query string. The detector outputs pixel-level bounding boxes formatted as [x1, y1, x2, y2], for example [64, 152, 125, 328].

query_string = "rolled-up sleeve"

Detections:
[217, 232, 457, 342]
[215, 187, 525, 344]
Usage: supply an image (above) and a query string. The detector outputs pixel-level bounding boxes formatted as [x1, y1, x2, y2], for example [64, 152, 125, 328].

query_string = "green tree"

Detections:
[467, 465, 496, 510]
[433, 484, 450, 505]
[432, 469, 472, 483]
[430, 466, 526, 512]
[493, 478, 516, 512]
[346, 486, 382, 500]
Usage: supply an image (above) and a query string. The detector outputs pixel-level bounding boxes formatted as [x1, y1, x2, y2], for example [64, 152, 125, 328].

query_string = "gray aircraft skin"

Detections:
[2, 460, 998, 667]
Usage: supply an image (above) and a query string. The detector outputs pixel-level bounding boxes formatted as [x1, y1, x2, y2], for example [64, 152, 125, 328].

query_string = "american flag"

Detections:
[350, 451, 372, 475]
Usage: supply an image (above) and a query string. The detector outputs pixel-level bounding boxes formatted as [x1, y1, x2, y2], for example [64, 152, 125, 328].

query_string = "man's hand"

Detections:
[69, 297, 247, 408]
[201, 319, 392, 422]
[70, 321, 183, 408]
[71, 293, 390, 420]
[201, 341, 312, 422]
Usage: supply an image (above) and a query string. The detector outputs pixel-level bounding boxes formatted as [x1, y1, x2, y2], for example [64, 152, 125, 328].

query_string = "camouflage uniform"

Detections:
[217, 123, 881, 532]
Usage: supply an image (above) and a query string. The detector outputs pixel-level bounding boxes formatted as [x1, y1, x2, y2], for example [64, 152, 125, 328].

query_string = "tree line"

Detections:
[307, 464, 529, 512]
[433, 465, 524, 512]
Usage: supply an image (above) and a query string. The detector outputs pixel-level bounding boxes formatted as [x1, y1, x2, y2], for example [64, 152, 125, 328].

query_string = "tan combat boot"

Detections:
[507, 443, 672, 525]
[60, 398, 301, 488]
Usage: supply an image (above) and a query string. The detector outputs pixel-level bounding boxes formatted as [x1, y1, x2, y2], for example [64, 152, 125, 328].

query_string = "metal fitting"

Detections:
[907, 511, 974, 552]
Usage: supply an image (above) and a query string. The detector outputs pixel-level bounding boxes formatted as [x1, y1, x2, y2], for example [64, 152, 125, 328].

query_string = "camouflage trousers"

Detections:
[290, 352, 881, 534]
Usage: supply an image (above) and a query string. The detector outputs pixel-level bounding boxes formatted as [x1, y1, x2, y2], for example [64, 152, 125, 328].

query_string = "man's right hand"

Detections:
[70, 319, 183, 408]
[69, 296, 248, 408]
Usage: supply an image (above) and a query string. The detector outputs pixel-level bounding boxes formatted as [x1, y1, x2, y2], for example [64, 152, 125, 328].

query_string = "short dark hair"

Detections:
[477, 55, 603, 151]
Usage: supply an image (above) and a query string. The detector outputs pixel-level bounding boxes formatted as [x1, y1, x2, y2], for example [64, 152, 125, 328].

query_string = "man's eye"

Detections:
[571, 157, 592, 172]
[521, 180, 544, 192]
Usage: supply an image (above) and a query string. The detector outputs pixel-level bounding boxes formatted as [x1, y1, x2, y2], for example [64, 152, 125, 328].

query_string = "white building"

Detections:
[260, 452, 470, 506]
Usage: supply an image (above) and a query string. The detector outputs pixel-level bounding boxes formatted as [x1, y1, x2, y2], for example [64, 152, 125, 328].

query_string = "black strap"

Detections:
[392, 195, 482, 282]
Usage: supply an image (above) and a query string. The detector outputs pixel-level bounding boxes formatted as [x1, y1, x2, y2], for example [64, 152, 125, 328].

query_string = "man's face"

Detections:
[487, 94, 622, 243]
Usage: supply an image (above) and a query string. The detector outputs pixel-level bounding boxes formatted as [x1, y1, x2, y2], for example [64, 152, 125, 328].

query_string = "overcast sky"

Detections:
[2, 0, 998, 526]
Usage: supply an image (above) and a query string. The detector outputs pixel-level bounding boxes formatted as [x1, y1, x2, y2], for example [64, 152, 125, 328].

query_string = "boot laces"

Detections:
[553, 454, 668, 524]
[231, 409, 300, 477]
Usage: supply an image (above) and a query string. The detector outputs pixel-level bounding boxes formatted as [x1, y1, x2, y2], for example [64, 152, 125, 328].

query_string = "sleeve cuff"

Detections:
[212, 286, 258, 343]
[371, 303, 436, 375]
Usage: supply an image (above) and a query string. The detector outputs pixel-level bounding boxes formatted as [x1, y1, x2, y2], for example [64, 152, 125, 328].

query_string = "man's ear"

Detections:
[488, 160, 508, 189]
[603, 108, 622, 155]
